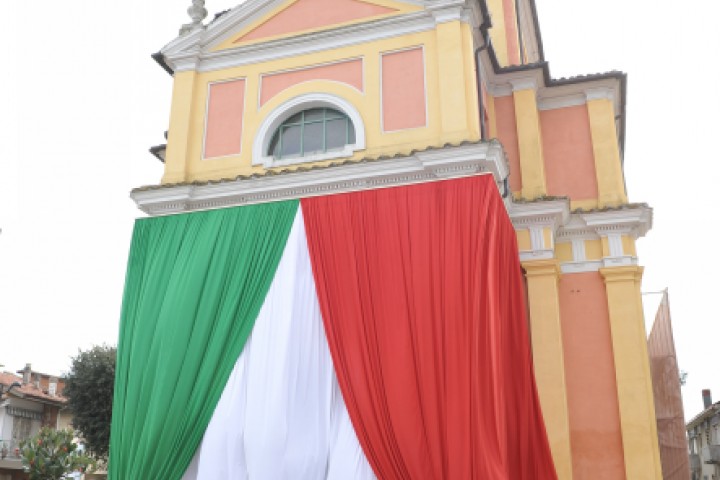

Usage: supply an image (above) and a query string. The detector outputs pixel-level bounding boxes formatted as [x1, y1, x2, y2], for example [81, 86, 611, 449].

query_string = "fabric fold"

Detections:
[302, 175, 557, 479]
[183, 210, 375, 480]
[110, 201, 299, 480]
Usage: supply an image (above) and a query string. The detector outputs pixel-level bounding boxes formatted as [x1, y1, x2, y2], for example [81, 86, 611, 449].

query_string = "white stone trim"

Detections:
[537, 94, 586, 111]
[426, 0, 471, 23]
[571, 239, 586, 262]
[509, 199, 570, 231]
[560, 260, 603, 274]
[132, 142, 507, 215]
[602, 256, 638, 268]
[585, 87, 615, 102]
[509, 77, 538, 92]
[520, 250, 554, 262]
[607, 233, 624, 257]
[252, 93, 366, 168]
[529, 226, 545, 251]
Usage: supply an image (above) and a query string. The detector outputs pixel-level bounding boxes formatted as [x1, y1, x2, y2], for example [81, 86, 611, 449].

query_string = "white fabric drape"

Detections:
[182, 210, 375, 480]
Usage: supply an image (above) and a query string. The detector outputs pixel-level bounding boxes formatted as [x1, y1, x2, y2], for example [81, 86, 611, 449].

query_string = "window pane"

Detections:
[303, 122, 324, 155]
[285, 111, 303, 124]
[280, 124, 302, 157]
[304, 108, 325, 122]
[326, 119, 347, 150]
[325, 109, 344, 120]
[268, 131, 281, 158]
[348, 122, 356, 144]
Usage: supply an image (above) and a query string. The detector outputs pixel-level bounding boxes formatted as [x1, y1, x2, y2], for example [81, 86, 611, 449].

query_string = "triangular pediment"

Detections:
[237, 0, 397, 43]
[158, 0, 456, 72]
[208, 0, 423, 51]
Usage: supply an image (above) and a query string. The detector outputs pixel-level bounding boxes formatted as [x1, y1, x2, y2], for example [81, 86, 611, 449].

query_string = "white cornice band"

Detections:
[131, 142, 508, 216]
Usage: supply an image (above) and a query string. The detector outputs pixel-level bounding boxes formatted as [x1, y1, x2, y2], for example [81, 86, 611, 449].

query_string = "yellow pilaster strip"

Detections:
[522, 259, 573, 480]
[600, 266, 662, 480]
[163, 70, 199, 184]
[486, 0, 509, 66]
[512, 81, 547, 199]
[586, 91, 628, 207]
[435, 21, 478, 143]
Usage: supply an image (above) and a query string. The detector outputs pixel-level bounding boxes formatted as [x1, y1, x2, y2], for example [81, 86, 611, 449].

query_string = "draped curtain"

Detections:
[110, 175, 557, 480]
[110, 201, 298, 479]
[181, 212, 375, 480]
[302, 175, 557, 479]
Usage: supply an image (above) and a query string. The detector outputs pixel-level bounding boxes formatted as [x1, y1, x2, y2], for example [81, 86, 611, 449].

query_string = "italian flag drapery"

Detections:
[109, 175, 557, 479]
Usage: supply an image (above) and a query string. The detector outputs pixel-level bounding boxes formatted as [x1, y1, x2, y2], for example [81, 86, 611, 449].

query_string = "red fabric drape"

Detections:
[302, 175, 557, 479]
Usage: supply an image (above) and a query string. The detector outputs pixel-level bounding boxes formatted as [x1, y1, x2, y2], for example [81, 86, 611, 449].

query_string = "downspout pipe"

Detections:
[474, 44, 488, 142]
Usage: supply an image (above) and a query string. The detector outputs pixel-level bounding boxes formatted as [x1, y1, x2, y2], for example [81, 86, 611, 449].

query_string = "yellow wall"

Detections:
[523, 260, 573, 480]
[163, 22, 480, 184]
[601, 266, 663, 479]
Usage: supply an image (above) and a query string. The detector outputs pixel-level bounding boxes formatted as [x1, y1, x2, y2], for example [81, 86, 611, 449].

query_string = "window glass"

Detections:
[325, 119, 347, 150]
[269, 108, 356, 160]
[304, 108, 325, 122]
[303, 122, 324, 155]
[285, 112, 304, 124]
[280, 124, 302, 157]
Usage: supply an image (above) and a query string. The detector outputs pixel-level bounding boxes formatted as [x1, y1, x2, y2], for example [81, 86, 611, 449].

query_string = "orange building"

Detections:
[129, 0, 662, 477]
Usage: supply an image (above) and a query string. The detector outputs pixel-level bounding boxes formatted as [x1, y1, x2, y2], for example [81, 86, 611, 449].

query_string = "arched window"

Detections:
[267, 108, 356, 159]
[252, 93, 366, 167]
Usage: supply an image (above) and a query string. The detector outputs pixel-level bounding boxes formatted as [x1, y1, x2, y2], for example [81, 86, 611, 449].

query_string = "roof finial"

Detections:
[180, 0, 208, 36]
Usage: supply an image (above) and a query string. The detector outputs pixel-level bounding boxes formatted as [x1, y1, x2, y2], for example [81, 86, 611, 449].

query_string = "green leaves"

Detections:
[20, 427, 95, 480]
[64, 344, 116, 460]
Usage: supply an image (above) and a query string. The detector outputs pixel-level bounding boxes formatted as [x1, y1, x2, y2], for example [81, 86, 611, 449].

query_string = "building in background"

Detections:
[123, 0, 662, 477]
[688, 390, 720, 480]
[648, 290, 691, 479]
[0, 364, 68, 480]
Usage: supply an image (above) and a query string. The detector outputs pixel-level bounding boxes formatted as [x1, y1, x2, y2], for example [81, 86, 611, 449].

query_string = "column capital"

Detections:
[522, 259, 561, 278]
[599, 265, 644, 284]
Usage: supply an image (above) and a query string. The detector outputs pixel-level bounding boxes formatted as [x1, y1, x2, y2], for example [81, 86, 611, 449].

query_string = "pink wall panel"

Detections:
[204, 79, 246, 159]
[502, 0, 521, 65]
[237, 0, 395, 43]
[493, 96, 522, 193]
[381, 48, 426, 132]
[261, 60, 363, 106]
[560, 272, 626, 479]
[540, 105, 598, 201]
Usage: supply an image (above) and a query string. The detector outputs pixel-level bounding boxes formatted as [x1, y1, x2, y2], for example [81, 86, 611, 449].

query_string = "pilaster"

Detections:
[435, 21, 478, 143]
[511, 79, 547, 199]
[585, 89, 628, 208]
[522, 259, 573, 480]
[163, 70, 199, 184]
[600, 266, 662, 480]
[486, 0, 509, 66]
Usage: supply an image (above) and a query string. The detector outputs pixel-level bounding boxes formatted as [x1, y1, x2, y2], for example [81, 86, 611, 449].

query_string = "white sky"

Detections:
[0, 0, 717, 417]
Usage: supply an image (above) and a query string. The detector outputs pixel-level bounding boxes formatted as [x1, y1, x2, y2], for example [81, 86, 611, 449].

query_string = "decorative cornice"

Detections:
[599, 265, 644, 283]
[556, 206, 652, 242]
[509, 76, 538, 92]
[160, 1, 479, 74]
[585, 87, 615, 102]
[131, 142, 507, 215]
[560, 260, 603, 274]
[508, 198, 571, 231]
[579, 207, 653, 238]
[426, 0, 471, 23]
[537, 93, 586, 111]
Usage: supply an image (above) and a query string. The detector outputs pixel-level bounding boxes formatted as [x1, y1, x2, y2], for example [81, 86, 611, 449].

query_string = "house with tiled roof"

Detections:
[0, 364, 70, 480]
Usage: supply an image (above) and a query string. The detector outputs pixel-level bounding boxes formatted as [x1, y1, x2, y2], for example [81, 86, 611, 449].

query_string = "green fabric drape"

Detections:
[109, 200, 299, 480]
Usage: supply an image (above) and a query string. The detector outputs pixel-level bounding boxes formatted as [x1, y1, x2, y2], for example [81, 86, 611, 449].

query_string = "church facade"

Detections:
[127, 0, 661, 478]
